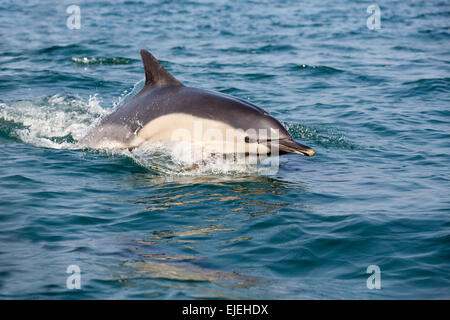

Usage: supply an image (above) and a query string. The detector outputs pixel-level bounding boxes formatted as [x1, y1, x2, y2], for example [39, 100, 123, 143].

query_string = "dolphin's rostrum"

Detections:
[80, 50, 315, 158]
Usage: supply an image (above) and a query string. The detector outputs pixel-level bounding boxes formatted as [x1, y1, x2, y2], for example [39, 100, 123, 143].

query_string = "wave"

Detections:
[289, 64, 344, 76]
[71, 57, 135, 66]
[402, 77, 450, 94]
[221, 44, 296, 54]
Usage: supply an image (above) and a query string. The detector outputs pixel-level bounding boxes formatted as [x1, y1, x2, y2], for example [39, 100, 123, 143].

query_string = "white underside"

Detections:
[89, 113, 276, 157]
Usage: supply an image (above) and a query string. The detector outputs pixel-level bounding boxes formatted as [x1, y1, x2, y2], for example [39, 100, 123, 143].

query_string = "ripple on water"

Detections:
[71, 57, 136, 66]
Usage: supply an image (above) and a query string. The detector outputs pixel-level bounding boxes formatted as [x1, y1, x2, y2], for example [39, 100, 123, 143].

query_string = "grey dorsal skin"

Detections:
[79, 49, 315, 157]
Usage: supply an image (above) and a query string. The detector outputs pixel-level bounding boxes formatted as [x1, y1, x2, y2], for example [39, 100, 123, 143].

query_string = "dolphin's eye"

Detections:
[245, 136, 271, 143]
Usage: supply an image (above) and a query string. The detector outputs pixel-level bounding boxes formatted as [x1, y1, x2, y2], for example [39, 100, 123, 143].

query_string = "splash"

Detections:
[284, 122, 356, 150]
[112, 78, 144, 110]
[127, 142, 272, 176]
[0, 94, 107, 149]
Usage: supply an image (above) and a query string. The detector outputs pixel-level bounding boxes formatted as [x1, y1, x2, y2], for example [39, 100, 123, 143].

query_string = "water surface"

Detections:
[0, 0, 449, 299]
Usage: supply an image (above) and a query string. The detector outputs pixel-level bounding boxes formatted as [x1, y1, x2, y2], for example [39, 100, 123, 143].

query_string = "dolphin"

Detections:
[79, 49, 315, 159]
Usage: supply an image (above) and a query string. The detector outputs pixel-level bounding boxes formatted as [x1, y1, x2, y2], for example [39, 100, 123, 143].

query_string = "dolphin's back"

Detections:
[106, 86, 269, 133]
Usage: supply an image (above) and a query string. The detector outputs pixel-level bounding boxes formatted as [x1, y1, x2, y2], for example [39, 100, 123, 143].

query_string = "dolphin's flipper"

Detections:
[140, 49, 183, 88]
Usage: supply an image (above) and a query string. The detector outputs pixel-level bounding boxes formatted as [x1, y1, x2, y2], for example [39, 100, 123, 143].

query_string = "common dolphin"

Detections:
[79, 50, 315, 159]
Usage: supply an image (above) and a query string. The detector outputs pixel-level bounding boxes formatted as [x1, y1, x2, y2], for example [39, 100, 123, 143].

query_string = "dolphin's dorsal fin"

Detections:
[140, 49, 183, 88]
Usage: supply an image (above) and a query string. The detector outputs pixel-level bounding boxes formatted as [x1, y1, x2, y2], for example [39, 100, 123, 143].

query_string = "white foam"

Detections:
[128, 141, 274, 176]
[0, 94, 107, 149]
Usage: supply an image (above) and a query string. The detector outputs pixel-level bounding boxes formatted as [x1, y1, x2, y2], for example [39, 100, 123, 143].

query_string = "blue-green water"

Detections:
[0, 0, 449, 299]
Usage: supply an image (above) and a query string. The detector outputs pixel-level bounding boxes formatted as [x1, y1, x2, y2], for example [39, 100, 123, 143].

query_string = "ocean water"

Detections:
[0, 0, 449, 299]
